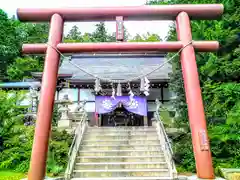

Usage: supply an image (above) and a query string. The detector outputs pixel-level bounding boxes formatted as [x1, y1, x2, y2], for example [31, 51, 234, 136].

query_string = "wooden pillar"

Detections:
[77, 88, 80, 105]
[176, 12, 214, 179]
[160, 84, 164, 104]
[28, 14, 63, 180]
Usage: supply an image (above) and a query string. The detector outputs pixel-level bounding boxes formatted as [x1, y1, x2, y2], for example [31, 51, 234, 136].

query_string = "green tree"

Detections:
[16, 23, 49, 44]
[7, 57, 44, 81]
[0, 9, 21, 80]
[130, 34, 144, 42]
[92, 22, 109, 42]
[10, 23, 49, 80]
[144, 33, 161, 42]
[81, 33, 95, 42]
[0, 90, 72, 174]
[64, 23, 117, 43]
[65, 25, 83, 42]
[0, 9, 49, 81]
[0, 91, 26, 152]
[129, 32, 162, 42]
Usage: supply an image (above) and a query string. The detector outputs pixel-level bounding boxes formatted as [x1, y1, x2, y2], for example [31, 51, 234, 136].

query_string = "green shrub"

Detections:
[209, 124, 240, 172]
[0, 126, 72, 175]
[0, 125, 34, 172]
[47, 151, 64, 176]
[172, 123, 240, 174]
[172, 133, 195, 173]
[0, 90, 73, 175]
[48, 128, 73, 172]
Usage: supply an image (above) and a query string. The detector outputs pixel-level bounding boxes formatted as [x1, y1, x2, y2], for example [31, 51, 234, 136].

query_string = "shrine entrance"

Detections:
[96, 96, 147, 127]
[101, 105, 144, 127]
[17, 4, 224, 180]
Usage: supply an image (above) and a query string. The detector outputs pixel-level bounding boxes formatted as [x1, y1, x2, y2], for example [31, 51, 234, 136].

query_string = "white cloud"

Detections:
[1, 0, 172, 39]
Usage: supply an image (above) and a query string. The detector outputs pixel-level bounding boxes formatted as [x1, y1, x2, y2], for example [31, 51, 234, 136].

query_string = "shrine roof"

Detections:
[58, 53, 171, 81]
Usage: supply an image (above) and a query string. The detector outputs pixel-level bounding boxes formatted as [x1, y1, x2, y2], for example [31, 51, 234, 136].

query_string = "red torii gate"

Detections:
[17, 4, 224, 180]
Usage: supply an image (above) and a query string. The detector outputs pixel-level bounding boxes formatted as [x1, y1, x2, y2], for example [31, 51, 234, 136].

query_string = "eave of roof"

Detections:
[32, 72, 73, 79]
[0, 81, 41, 89]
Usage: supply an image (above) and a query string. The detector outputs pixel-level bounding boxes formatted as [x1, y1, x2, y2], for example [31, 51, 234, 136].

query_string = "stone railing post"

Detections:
[72, 100, 87, 125]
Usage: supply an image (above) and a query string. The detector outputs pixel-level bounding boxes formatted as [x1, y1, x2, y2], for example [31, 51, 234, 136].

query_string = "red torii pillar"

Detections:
[17, 4, 224, 180]
[176, 12, 215, 177]
[26, 14, 64, 180]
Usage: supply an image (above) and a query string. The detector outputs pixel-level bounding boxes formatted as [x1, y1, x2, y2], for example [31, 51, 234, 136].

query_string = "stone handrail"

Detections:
[155, 101, 177, 179]
[64, 111, 88, 180]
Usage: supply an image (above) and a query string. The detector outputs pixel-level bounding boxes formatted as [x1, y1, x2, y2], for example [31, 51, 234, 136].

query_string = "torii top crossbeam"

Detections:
[18, 4, 224, 180]
[17, 4, 223, 21]
[18, 4, 223, 54]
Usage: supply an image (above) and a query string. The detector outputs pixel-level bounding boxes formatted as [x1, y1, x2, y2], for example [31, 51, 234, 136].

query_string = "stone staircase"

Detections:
[69, 126, 175, 180]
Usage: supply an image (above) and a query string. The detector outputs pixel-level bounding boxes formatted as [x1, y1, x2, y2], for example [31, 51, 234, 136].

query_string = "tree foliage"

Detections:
[9, 22, 49, 80]
[0, 9, 49, 81]
[7, 57, 44, 81]
[17, 23, 49, 44]
[129, 32, 162, 42]
[92, 22, 109, 42]
[65, 25, 83, 42]
[0, 91, 27, 152]
[64, 22, 117, 43]
[0, 10, 21, 80]
[0, 90, 72, 174]
[148, 0, 240, 173]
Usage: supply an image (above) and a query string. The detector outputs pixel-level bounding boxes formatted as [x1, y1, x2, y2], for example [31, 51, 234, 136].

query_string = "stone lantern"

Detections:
[57, 94, 73, 129]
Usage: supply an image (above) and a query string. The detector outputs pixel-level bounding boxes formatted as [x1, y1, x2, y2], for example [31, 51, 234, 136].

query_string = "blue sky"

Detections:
[0, 0, 172, 39]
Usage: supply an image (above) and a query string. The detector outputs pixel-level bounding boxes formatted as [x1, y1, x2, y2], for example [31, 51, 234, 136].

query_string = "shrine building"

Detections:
[0, 52, 173, 127]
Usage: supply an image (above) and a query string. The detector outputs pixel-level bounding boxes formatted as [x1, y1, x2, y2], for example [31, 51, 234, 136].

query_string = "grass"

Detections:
[0, 170, 63, 180]
[230, 173, 240, 180]
[0, 170, 26, 180]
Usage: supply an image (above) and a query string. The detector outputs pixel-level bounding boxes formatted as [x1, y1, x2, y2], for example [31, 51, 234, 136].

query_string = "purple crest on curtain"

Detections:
[95, 96, 147, 116]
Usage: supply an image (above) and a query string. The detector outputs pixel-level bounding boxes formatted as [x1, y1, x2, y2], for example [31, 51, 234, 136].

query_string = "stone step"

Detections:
[82, 139, 160, 145]
[88, 126, 155, 129]
[71, 177, 173, 180]
[76, 155, 165, 163]
[72, 169, 169, 177]
[71, 126, 172, 179]
[85, 131, 157, 134]
[75, 162, 168, 170]
[80, 144, 161, 151]
[83, 135, 159, 141]
[85, 133, 157, 138]
[84, 133, 158, 139]
[85, 131, 157, 136]
[78, 150, 163, 156]
[87, 127, 156, 132]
